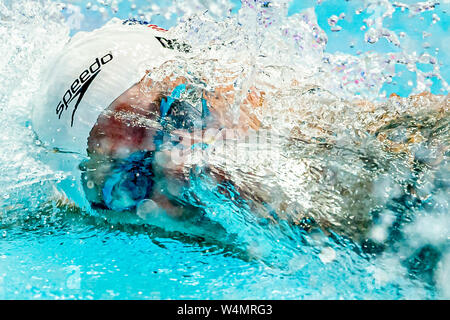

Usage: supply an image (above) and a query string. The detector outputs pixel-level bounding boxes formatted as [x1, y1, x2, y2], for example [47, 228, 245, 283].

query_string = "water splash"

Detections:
[132, 0, 449, 298]
[0, 0, 448, 299]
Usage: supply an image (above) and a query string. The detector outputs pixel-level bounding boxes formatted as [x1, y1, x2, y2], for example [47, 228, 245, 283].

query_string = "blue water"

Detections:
[1, 206, 433, 299]
[0, 0, 448, 299]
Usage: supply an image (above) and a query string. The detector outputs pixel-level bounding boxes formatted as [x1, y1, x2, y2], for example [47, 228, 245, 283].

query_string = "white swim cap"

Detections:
[32, 18, 176, 156]
[32, 19, 179, 212]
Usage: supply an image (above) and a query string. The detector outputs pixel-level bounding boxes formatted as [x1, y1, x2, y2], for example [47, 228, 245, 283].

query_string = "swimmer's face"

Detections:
[82, 80, 158, 211]
[82, 73, 261, 214]
[82, 76, 194, 214]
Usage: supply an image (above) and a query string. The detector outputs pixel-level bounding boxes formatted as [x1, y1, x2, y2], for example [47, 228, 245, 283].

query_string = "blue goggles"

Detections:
[100, 151, 155, 212]
[160, 83, 210, 128]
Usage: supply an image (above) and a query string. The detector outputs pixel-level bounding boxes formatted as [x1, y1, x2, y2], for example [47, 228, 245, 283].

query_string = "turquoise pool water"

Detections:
[0, 0, 448, 299]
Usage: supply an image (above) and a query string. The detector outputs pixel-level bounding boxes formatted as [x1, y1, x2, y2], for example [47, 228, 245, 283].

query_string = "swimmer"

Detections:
[32, 19, 449, 241]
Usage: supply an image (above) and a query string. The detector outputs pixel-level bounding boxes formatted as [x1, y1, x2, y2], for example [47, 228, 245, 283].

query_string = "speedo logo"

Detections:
[56, 53, 113, 127]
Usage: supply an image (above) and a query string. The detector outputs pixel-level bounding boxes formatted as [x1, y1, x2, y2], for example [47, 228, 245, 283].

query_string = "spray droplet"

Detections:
[432, 13, 440, 24]
[327, 15, 339, 27]
[331, 26, 342, 32]
[422, 31, 431, 39]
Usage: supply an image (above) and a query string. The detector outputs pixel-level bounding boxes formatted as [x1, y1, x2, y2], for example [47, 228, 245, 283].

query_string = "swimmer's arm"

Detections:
[352, 91, 449, 136]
